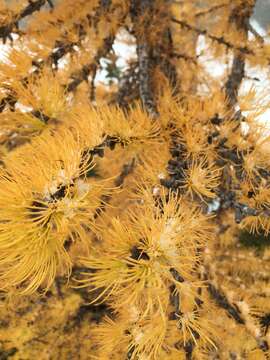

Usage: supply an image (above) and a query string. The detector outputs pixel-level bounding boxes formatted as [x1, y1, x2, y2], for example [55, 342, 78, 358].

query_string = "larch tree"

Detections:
[0, 0, 270, 359]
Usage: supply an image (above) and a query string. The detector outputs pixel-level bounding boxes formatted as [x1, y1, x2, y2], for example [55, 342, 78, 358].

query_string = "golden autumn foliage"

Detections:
[0, 0, 270, 359]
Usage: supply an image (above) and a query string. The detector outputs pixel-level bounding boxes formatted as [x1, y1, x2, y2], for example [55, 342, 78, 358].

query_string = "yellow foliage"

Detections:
[0, 0, 269, 358]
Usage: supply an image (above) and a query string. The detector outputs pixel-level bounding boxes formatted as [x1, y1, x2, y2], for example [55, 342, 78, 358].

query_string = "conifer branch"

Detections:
[171, 17, 254, 56]
[131, 0, 159, 118]
[31, 109, 58, 124]
[112, 62, 140, 107]
[207, 281, 269, 353]
[155, 27, 181, 94]
[207, 283, 245, 324]
[20, 0, 51, 18]
[37, 0, 112, 71]
[195, 3, 228, 18]
[67, 3, 126, 96]
[67, 0, 128, 96]
[172, 52, 198, 65]
[0, 2, 113, 112]
[36, 41, 76, 70]
[0, 42, 79, 114]
[114, 158, 136, 187]
[0, 0, 49, 42]
[225, 1, 255, 107]
[0, 94, 16, 113]
[225, 55, 245, 107]
[84, 135, 141, 161]
[136, 42, 159, 118]
[184, 340, 194, 360]
[247, 22, 264, 44]
[67, 34, 115, 93]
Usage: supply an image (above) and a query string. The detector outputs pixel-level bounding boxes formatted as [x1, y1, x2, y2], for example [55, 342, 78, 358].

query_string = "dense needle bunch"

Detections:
[0, 130, 109, 294]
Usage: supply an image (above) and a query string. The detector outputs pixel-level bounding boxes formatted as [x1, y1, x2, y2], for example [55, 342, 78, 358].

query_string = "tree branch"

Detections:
[225, 2, 255, 107]
[131, 0, 159, 118]
[171, 17, 253, 56]
[207, 283, 245, 324]
[0, 0, 49, 42]
[195, 3, 228, 18]
[112, 62, 140, 108]
[67, 35, 115, 93]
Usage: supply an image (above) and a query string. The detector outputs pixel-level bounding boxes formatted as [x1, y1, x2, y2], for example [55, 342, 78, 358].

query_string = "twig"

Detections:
[224, 2, 255, 107]
[195, 3, 228, 18]
[171, 17, 253, 56]
[0, 0, 49, 42]
[67, 35, 115, 93]
[172, 51, 198, 65]
[0, 2, 114, 112]
[114, 158, 136, 187]
[112, 62, 140, 107]
[247, 22, 264, 44]
[207, 283, 245, 324]
[207, 277, 269, 353]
